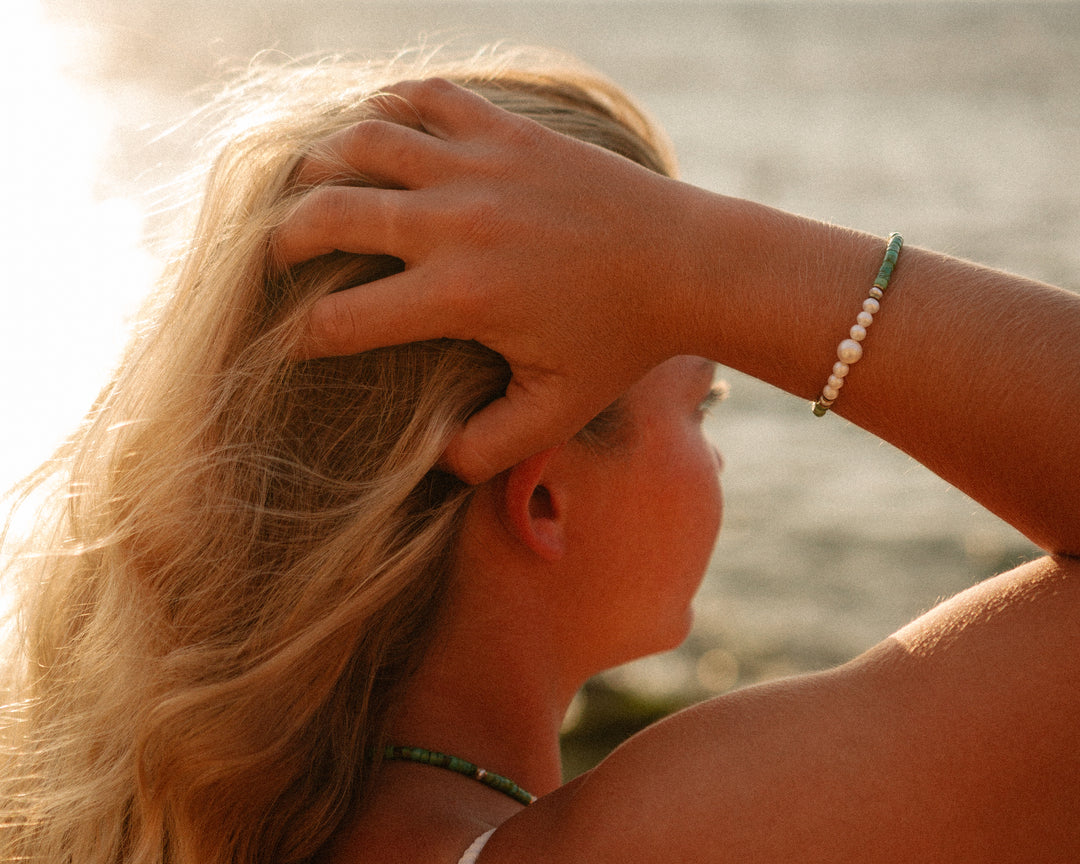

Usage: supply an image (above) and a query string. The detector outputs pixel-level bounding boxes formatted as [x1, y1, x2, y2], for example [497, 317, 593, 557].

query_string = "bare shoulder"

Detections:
[479, 557, 1080, 863]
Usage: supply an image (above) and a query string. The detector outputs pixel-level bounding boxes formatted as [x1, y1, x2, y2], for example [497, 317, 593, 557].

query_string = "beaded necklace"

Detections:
[383, 746, 537, 806]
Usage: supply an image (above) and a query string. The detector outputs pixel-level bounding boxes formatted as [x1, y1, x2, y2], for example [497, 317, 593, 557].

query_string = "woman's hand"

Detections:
[275, 79, 1080, 558]
[275, 79, 705, 483]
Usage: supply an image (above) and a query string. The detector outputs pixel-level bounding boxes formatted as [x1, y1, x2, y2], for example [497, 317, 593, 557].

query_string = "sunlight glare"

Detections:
[1, 0, 158, 497]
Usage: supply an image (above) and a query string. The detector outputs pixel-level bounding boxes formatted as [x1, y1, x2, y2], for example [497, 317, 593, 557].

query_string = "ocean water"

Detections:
[4, 1, 1077, 713]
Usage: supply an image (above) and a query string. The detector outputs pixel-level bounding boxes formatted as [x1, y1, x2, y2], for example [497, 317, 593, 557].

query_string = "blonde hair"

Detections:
[0, 48, 675, 864]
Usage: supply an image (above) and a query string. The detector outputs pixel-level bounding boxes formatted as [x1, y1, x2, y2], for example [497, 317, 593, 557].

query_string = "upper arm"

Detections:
[481, 556, 1080, 862]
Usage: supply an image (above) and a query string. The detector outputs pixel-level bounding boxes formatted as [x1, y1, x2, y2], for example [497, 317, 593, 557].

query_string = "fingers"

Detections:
[442, 387, 601, 484]
[295, 269, 467, 358]
[292, 119, 452, 190]
[379, 78, 517, 139]
[273, 185, 419, 267]
[292, 79, 518, 190]
[281, 78, 540, 271]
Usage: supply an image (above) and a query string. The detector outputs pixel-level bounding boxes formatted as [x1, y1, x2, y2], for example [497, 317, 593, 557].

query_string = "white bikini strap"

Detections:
[457, 828, 497, 864]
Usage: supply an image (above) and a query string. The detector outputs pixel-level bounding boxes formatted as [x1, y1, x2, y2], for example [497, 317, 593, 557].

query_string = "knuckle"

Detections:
[276, 186, 370, 265]
[416, 77, 457, 101]
[321, 186, 356, 228]
[310, 293, 362, 354]
[302, 186, 355, 234]
[341, 119, 391, 154]
[484, 108, 547, 158]
[384, 77, 456, 120]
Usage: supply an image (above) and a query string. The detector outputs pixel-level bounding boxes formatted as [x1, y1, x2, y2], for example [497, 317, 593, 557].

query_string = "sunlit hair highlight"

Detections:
[0, 47, 676, 864]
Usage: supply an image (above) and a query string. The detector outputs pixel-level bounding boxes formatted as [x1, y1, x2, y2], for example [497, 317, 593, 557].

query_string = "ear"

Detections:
[501, 447, 566, 562]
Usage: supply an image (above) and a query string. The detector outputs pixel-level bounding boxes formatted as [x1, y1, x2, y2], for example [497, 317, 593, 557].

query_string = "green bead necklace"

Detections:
[383, 746, 537, 806]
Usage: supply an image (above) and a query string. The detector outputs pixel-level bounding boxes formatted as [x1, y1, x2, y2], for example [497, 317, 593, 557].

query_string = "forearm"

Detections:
[288, 80, 1080, 517]
[672, 192, 1080, 554]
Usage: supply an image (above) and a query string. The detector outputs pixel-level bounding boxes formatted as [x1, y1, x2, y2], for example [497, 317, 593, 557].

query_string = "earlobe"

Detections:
[502, 447, 566, 561]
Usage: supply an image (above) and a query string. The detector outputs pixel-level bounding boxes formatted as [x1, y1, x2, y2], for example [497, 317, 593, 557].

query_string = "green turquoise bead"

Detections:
[382, 745, 537, 806]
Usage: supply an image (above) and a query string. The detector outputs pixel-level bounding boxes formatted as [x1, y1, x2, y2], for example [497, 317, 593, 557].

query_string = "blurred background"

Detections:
[3, 0, 1077, 773]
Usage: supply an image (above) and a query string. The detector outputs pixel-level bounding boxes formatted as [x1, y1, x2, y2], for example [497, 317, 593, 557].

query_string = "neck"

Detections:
[323, 498, 595, 862]
[324, 581, 573, 864]
[385, 598, 571, 799]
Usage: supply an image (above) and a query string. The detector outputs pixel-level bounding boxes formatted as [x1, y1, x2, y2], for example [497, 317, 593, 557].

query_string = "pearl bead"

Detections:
[837, 339, 863, 364]
[813, 235, 902, 419]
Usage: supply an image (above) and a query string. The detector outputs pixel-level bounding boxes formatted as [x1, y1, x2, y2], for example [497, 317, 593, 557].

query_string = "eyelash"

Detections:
[698, 381, 730, 415]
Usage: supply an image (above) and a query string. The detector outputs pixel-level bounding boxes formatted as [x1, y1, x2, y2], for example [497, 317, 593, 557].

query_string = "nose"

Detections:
[712, 445, 725, 473]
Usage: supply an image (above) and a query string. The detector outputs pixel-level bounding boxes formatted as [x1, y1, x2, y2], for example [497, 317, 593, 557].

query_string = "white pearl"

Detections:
[827, 374, 845, 390]
[863, 298, 880, 314]
[850, 324, 867, 341]
[833, 361, 850, 378]
[869, 286, 884, 300]
[837, 339, 863, 364]
[856, 311, 874, 328]
[822, 384, 840, 400]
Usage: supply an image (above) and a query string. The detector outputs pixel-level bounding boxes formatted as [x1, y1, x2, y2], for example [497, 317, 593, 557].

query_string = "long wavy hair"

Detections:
[0, 48, 675, 864]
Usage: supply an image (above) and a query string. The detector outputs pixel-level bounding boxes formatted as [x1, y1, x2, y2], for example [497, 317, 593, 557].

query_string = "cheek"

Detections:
[656, 436, 724, 567]
[689, 470, 723, 567]
[680, 435, 724, 518]
[688, 446, 725, 565]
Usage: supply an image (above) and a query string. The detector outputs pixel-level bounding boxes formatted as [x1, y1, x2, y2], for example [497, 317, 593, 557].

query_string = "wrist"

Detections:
[672, 196, 893, 400]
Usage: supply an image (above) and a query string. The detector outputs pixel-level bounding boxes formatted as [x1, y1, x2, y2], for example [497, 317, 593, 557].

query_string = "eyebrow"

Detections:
[708, 379, 731, 401]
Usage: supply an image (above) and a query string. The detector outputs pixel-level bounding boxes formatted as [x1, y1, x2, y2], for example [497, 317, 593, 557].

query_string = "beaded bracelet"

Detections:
[811, 232, 903, 417]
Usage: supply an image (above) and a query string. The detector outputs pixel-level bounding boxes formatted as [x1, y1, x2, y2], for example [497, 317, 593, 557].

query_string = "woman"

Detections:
[2, 50, 1077, 864]
[281, 77, 1080, 860]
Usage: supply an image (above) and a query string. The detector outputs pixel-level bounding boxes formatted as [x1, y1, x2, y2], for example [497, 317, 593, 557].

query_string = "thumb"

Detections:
[442, 390, 594, 485]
